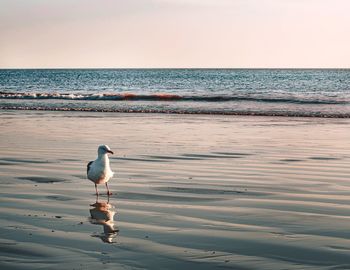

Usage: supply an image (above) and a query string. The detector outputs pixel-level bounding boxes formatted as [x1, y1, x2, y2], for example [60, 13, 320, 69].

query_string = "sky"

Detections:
[0, 0, 349, 68]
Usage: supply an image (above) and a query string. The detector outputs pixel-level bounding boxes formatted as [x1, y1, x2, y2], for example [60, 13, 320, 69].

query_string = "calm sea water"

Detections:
[0, 69, 349, 117]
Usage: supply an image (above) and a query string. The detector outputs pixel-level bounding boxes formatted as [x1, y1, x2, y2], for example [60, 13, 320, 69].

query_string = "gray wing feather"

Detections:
[87, 161, 93, 174]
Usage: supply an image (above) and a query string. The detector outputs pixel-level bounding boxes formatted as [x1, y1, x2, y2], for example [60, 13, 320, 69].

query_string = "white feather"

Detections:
[87, 145, 114, 185]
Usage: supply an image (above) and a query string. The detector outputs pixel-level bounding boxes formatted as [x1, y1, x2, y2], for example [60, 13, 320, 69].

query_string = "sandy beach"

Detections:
[1, 110, 350, 270]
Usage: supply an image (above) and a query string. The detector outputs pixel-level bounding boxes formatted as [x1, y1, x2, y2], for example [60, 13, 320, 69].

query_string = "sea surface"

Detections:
[0, 69, 349, 117]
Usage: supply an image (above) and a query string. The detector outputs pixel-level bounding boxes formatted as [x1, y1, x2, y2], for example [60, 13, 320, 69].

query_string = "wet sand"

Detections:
[0, 110, 350, 269]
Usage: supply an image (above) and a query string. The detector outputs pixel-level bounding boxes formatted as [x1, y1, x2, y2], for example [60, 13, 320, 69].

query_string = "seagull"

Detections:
[87, 145, 114, 195]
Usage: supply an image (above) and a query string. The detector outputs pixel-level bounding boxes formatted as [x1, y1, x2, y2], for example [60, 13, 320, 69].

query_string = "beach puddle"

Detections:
[212, 152, 252, 156]
[46, 195, 75, 201]
[309, 156, 341, 161]
[279, 159, 304, 162]
[181, 153, 244, 159]
[89, 197, 119, 243]
[17, 176, 67, 183]
[146, 155, 204, 161]
[115, 191, 225, 202]
[1, 158, 52, 164]
[154, 186, 271, 197]
[111, 156, 170, 163]
[0, 161, 17, 166]
[154, 186, 245, 195]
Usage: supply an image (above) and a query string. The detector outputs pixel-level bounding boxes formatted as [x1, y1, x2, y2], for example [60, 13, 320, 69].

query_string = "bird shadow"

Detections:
[89, 195, 119, 243]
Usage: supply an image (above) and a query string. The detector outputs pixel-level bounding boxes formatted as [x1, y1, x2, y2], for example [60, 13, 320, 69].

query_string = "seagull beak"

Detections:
[107, 150, 114, 155]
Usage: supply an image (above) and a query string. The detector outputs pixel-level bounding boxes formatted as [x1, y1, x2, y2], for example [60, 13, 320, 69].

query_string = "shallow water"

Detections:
[0, 111, 350, 269]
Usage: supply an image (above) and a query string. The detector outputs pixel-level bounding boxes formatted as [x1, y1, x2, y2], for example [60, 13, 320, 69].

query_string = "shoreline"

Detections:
[1, 106, 349, 118]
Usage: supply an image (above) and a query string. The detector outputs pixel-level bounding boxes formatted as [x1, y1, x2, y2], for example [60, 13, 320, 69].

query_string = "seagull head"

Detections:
[98, 145, 114, 156]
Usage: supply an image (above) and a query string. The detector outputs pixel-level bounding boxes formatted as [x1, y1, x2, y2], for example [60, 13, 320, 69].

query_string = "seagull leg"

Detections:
[106, 182, 112, 195]
[95, 183, 99, 196]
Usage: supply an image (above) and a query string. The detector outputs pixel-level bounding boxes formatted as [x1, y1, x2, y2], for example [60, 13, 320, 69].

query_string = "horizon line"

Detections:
[1, 67, 350, 70]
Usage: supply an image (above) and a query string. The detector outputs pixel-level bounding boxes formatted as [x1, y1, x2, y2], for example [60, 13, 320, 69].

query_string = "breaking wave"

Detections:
[0, 91, 348, 105]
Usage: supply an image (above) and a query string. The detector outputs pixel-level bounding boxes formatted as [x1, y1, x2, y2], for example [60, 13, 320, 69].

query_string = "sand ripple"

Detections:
[0, 112, 350, 269]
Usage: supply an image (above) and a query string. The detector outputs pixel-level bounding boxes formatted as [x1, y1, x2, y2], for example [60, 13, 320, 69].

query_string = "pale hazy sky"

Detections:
[0, 0, 349, 68]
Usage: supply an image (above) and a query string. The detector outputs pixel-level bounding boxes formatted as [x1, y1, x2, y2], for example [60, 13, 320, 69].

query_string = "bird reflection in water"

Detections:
[89, 195, 119, 243]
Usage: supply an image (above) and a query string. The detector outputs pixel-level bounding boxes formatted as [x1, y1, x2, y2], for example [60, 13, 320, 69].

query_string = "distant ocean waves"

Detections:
[0, 91, 348, 105]
[0, 91, 349, 118]
[1, 69, 349, 118]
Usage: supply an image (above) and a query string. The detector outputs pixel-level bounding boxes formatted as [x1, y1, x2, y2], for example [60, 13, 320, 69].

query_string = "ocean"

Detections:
[0, 69, 349, 117]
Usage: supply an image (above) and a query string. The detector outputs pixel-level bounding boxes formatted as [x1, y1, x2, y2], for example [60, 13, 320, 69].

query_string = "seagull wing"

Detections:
[87, 161, 93, 175]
